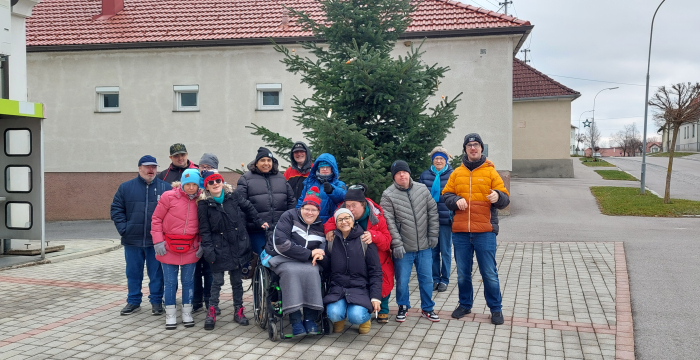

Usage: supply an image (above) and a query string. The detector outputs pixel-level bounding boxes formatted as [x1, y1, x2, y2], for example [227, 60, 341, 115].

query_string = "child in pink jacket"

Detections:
[151, 169, 203, 330]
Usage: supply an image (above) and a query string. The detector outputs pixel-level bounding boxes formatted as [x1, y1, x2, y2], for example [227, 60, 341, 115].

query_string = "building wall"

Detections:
[27, 35, 517, 220]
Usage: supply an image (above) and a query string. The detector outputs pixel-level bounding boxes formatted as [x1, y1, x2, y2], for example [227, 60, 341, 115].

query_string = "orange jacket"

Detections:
[442, 159, 510, 234]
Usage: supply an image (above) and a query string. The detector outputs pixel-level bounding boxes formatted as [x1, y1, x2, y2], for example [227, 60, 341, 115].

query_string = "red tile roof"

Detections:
[26, 0, 531, 47]
[513, 58, 580, 100]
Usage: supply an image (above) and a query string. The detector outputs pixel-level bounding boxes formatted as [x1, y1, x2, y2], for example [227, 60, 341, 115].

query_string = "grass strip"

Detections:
[579, 157, 616, 167]
[590, 186, 700, 217]
[649, 152, 697, 157]
[594, 170, 638, 181]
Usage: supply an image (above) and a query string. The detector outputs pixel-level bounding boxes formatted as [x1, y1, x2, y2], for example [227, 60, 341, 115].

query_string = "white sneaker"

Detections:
[165, 305, 177, 330]
[182, 304, 194, 327]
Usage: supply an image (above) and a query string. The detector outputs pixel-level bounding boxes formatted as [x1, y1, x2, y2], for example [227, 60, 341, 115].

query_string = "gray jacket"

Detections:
[380, 179, 439, 253]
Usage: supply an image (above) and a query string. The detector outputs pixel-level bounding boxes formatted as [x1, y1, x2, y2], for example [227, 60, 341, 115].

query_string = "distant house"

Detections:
[661, 121, 699, 152]
[646, 142, 662, 154]
[584, 147, 624, 157]
[512, 59, 581, 177]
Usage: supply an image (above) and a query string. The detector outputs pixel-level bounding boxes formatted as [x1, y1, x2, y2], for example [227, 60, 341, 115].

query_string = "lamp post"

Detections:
[592, 87, 619, 157]
[578, 110, 593, 154]
[641, 0, 667, 195]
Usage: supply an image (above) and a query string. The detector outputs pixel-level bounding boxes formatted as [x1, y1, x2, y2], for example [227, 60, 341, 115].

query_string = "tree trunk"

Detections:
[664, 127, 680, 204]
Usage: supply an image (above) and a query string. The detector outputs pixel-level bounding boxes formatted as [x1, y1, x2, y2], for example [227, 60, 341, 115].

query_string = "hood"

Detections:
[307, 153, 340, 183]
[289, 141, 312, 174]
[197, 183, 234, 203]
[247, 158, 280, 176]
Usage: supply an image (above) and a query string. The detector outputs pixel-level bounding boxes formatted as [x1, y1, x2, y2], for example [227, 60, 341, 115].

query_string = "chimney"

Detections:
[93, 0, 124, 20]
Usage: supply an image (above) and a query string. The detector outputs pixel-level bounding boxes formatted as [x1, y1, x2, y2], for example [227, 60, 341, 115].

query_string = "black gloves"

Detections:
[323, 182, 333, 194]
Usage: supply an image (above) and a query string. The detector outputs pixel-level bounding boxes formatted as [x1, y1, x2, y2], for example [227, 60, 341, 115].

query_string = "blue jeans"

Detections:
[193, 257, 212, 306]
[249, 231, 267, 256]
[452, 232, 502, 312]
[326, 298, 371, 325]
[394, 248, 434, 311]
[124, 245, 164, 305]
[162, 263, 196, 306]
[432, 224, 453, 284]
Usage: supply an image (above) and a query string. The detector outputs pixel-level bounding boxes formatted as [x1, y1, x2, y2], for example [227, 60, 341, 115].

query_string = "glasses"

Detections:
[301, 207, 319, 213]
[465, 143, 481, 149]
[200, 165, 215, 170]
[336, 216, 353, 224]
[207, 179, 223, 185]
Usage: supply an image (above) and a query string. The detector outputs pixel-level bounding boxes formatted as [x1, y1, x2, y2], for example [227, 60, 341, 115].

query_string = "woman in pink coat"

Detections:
[151, 169, 203, 330]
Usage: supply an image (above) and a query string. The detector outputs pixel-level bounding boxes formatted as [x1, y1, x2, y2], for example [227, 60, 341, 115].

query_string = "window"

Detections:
[5, 166, 32, 193]
[174, 85, 199, 111]
[6, 202, 32, 230]
[96, 86, 120, 112]
[693, 124, 696, 138]
[4, 129, 31, 156]
[257, 83, 283, 110]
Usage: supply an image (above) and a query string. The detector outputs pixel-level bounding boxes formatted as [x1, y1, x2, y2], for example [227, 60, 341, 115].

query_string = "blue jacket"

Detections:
[110, 176, 172, 247]
[418, 165, 454, 226]
[296, 153, 347, 222]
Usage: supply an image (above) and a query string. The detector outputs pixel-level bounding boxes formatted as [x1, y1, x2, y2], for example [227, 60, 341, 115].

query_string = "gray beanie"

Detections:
[199, 153, 219, 169]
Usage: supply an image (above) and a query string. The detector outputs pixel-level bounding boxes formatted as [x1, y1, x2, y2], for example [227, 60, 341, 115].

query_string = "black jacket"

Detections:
[157, 160, 198, 185]
[266, 208, 325, 261]
[110, 176, 172, 247]
[284, 141, 313, 201]
[237, 160, 295, 233]
[418, 165, 454, 226]
[197, 184, 264, 273]
[321, 224, 383, 312]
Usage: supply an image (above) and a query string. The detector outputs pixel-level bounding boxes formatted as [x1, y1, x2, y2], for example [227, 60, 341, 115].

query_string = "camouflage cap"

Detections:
[169, 143, 188, 155]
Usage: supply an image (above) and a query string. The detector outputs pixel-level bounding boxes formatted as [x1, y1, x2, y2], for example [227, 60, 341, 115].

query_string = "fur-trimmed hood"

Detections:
[197, 183, 234, 203]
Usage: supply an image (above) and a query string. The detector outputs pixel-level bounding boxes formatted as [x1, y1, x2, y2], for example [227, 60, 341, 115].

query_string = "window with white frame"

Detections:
[256, 83, 283, 110]
[96, 86, 120, 112]
[174, 85, 199, 111]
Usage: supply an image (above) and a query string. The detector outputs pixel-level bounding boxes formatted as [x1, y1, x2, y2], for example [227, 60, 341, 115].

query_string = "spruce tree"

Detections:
[250, 0, 461, 200]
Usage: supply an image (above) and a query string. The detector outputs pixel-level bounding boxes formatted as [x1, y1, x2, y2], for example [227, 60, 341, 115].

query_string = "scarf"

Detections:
[462, 155, 486, 171]
[430, 165, 449, 202]
[316, 170, 332, 183]
[213, 191, 225, 204]
[357, 204, 370, 231]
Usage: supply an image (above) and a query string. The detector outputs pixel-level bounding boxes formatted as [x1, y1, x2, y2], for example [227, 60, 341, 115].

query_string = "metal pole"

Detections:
[592, 87, 619, 158]
[641, 0, 667, 195]
[578, 110, 593, 154]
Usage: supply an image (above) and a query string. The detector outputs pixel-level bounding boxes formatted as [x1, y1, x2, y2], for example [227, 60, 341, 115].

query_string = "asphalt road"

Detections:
[500, 159, 700, 360]
[605, 154, 700, 201]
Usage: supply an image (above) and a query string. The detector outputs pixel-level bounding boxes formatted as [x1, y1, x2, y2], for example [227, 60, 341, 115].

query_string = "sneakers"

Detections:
[214, 305, 221, 316]
[333, 320, 345, 333]
[437, 283, 448, 292]
[451, 305, 471, 319]
[491, 312, 504, 325]
[292, 321, 307, 336]
[234, 306, 249, 326]
[151, 303, 164, 316]
[376, 313, 389, 324]
[165, 305, 177, 330]
[204, 306, 216, 330]
[433, 282, 439, 291]
[396, 305, 408, 322]
[181, 304, 195, 327]
[421, 310, 440, 322]
[303, 319, 318, 335]
[120, 303, 140, 315]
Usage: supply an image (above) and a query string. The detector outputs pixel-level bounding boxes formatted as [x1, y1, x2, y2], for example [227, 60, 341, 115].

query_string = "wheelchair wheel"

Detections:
[322, 317, 333, 335]
[268, 321, 279, 342]
[253, 265, 269, 329]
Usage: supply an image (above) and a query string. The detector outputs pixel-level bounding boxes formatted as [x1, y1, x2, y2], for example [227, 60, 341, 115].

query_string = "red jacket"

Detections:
[151, 183, 202, 265]
[324, 198, 394, 298]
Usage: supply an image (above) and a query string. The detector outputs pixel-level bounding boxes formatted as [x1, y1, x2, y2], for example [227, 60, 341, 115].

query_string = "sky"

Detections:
[458, 0, 700, 147]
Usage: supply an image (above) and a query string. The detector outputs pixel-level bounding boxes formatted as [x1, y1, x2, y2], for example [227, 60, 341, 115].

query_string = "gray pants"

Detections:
[210, 271, 243, 308]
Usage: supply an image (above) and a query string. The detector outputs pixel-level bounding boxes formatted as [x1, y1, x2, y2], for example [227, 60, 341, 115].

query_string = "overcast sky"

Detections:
[458, 0, 700, 146]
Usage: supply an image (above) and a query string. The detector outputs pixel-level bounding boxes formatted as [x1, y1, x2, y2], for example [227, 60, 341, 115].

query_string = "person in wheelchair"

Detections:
[321, 208, 382, 335]
[265, 186, 326, 336]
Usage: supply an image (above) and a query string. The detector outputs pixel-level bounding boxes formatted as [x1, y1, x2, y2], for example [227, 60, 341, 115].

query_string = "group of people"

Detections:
[110, 132, 510, 335]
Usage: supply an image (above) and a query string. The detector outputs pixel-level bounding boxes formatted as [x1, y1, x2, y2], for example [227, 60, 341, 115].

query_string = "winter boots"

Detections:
[165, 305, 177, 330]
[333, 320, 345, 333]
[358, 320, 371, 335]
[182, 304, 195, 327]
[234, 306, 249, 326]
[204, 306, 216, 330]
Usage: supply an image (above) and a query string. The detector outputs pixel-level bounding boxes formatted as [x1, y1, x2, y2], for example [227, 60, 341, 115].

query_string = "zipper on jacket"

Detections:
[468, 172, 472, 233]
[184, 197, 191, 234]
[144, 183, 150, 247]
[406, 188, 420, 248]
[265, 176, 274, 224]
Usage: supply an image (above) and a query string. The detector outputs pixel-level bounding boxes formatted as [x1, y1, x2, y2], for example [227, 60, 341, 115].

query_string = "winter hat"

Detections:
[390, 160, 411, 178]
[301, 186, 322, 209]
[255, 147, 274, 163]
[138, 155, 158, 166]
[345, 183, 367, 203]
[199, 153, 219, 169]
[463, 133, 484, 150]
[429, 146, 452, 161]
[202, 170, 224, 186]
[317, 160, 331, 168]
[181, 169, 201, 187]
[334, 208, 354, 223]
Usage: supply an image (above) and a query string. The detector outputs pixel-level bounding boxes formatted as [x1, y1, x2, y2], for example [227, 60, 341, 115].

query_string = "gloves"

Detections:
[392, 245, 406, 260]
[429, 237, 438, 249]
[196, 245, 204, 258]
[323, 182, 333, 194]
[154, 242, 167, 256]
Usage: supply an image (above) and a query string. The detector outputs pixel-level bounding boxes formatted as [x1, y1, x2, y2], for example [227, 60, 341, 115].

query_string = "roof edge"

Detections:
[513, 94, 581, 102]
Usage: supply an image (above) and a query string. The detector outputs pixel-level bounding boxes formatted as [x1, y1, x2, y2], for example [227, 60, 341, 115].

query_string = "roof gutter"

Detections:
[513, 94, 581, 102]
[26, 25, 534, 53]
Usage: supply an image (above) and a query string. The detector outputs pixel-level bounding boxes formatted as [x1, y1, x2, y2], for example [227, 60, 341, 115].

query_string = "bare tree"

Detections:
[586, 121, 601, 157]
[648, 82, 700, 203]
[575, 133, 586, 153]
[625, 123, 643, 156]
[610, 130, 629, 156]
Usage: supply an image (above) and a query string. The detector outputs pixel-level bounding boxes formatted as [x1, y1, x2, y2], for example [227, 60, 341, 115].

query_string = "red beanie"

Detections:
[204, 172, 224, 186]
[301, 186, 321, 209]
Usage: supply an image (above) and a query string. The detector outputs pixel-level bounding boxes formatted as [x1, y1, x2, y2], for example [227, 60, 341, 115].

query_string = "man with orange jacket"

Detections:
[442, 133, 510, 325]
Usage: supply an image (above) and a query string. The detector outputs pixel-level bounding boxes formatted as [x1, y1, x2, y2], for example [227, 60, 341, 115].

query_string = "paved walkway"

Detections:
[0, 239, 632, 360]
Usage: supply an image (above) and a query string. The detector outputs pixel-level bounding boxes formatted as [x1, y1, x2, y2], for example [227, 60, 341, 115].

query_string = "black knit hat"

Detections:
[463, 133, 484, 150]
[390, 160, 411, 178]
[255, 147, 274, 163]
[345, 183, 367, 203]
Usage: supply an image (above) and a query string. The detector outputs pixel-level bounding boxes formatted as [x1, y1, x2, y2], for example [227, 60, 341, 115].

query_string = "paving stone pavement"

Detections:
[0, 241, 632, 360]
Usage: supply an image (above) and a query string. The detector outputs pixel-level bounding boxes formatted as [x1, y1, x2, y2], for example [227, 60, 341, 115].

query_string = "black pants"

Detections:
[210, 270, 243, 307]
[193, 257, 213, 305]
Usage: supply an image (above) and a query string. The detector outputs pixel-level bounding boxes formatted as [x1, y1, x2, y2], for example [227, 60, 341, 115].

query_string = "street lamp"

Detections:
[592, 87, 619, 157]
[641, 0, 667, 195]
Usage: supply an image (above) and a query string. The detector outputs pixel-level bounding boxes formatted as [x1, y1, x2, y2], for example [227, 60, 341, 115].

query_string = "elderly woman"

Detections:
[237, 147, 296, 256]
[151, 169, 203, 330]
[321, 208, 382, 335]
[418, 147, 454, 293]
[296, 153, 346, 222]
[323, 184, 394, 324]
[265, 186, 326, 336]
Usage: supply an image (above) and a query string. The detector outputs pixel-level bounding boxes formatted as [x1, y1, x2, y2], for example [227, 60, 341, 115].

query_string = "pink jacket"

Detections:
[151, 183, 202, 265]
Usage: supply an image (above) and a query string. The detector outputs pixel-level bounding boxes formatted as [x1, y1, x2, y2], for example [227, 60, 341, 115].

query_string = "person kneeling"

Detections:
[321, 208, 382, 334]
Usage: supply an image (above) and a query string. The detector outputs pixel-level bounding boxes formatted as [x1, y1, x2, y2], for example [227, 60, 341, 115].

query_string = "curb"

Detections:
[0, 244, 123, 271]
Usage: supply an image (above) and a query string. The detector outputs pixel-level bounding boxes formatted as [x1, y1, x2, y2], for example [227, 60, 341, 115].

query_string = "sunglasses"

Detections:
[207, 179, 223, 185]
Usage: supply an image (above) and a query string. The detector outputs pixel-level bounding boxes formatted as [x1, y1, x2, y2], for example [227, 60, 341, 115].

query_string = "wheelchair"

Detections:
[253, 264, 333, 341]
